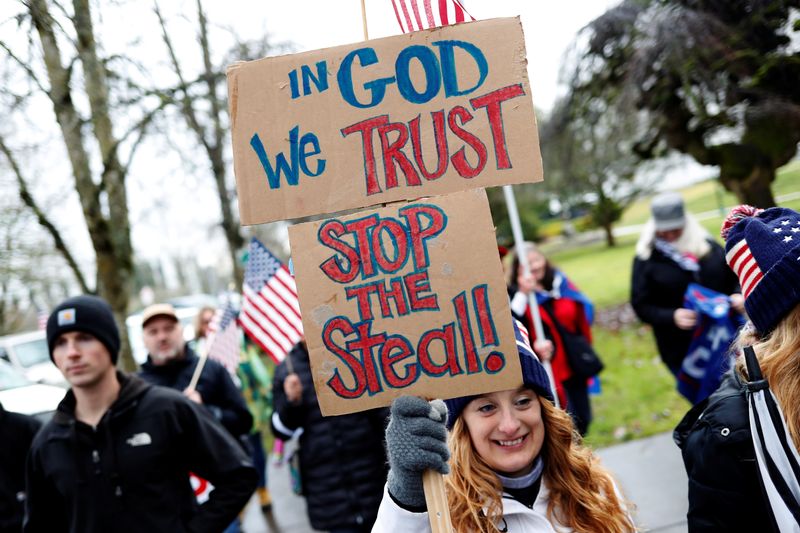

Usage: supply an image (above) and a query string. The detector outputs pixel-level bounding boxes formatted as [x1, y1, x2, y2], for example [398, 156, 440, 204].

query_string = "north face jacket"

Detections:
[24, 372, 257, 533]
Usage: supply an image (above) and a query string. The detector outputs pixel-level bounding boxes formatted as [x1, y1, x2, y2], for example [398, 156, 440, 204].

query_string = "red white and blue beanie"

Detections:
[721, 206, 800, 335]
[443, 319, 554, 430]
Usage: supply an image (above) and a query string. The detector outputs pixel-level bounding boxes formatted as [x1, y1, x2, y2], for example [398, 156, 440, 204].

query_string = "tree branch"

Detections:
[0, 135, 91, 293]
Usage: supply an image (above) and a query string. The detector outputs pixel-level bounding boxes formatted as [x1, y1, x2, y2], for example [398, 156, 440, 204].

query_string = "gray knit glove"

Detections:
[385, 396, 450, 509]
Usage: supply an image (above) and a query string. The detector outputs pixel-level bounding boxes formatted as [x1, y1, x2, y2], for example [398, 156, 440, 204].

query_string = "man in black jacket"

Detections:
[0, 402, 41, 533]
[25, 295, 256, 533]
[137, 303, 253, 439]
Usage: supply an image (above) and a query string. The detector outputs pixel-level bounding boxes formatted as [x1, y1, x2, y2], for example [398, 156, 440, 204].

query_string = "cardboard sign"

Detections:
[288, 189, 522, 416]
[229, 17, 542, 224]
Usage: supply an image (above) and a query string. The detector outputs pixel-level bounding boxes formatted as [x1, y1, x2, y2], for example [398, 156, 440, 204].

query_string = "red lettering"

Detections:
[453, 292, 480, 373]
[372, 218, 409, 273]
[472, 284, 497, 346]
[399, 204, 447, 271]
[341, 115, 390, 195]
[344, 216, 379, 278]
[418, 324, 461, 377]
[378, 120, 421, 189]
[404, 271, 439, 311]
[447, 105, 487, 178]
[323, 318, 368, 399]
[345, 321, 387, 395]
[319, 220, 360, 283]
[470, 84, 524, 170]
[380, 336, 418, 388]
[409, 111, 448, 181]
[345, 284, 379, 321]
[376, 278, 409, 318]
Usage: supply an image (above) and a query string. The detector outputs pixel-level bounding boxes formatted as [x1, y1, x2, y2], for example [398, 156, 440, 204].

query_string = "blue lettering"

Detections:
[337, 48, 396, 108]
[433, 40, 488, 97]
[395, 46, 441, 104]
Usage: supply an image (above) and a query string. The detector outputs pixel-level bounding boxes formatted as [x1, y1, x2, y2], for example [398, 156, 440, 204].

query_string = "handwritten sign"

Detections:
[288, 189, 521, 415]
[228, 17, 542, 224]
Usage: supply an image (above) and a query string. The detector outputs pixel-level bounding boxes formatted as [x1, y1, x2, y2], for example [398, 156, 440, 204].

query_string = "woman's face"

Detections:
[655, 227, 683, 243]
[526, 250, 547, 282]
[462, 388, 545, 477]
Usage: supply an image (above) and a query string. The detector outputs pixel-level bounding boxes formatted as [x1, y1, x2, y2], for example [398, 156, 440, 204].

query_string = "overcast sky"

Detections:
[3, 0, 712, 295]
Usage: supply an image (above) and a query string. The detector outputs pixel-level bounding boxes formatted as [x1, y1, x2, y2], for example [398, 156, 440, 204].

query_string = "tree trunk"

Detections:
[720, 164, 777, 208]
[603, 222, 616, 247]
[29, 0, 137, 371]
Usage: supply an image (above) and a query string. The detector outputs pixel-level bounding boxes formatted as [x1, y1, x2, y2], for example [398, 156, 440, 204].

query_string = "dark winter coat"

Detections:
[631, 238, 739, 371]
[0, 403, 41, 533]
[271, 344, 389, 531]
[674, 371, 777, 532]
[139, 345, 252, 438]
[24, 372, 257, 533]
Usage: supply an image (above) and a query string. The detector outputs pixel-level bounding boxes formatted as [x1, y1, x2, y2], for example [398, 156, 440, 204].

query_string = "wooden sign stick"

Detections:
[423, 469, 453, 532]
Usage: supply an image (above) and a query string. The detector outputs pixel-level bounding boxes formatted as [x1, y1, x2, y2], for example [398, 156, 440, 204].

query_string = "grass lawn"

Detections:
[583, 326, 690, 448]
[539, 160, 799, 448]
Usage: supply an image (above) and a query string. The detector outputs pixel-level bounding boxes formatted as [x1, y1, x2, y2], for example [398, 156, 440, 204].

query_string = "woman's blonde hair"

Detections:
[445, 397, 636, 532]
[735, 303, 800, 448]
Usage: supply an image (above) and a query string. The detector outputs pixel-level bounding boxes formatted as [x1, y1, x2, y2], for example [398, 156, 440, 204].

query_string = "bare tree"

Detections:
[153, 0, 292, 287]
[0, 0, 166, 369]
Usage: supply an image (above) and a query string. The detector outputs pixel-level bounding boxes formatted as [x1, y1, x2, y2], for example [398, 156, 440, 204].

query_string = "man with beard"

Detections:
[137, 303, 252, 440]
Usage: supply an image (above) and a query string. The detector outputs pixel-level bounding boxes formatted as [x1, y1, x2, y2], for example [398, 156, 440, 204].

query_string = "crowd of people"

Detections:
[2, 200, 799, 532]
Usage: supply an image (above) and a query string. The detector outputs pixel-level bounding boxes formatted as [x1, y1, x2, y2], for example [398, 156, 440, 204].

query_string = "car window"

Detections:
[0, 362, 31, 389]
[14, 339, 51, 367]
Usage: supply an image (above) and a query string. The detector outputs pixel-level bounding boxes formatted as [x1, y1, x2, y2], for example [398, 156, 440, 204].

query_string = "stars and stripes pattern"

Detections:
[390, 0, 474, 33]
[726, 239, 764, 299]
[205, 302, 241, 375]
[239, 238, 303, 363]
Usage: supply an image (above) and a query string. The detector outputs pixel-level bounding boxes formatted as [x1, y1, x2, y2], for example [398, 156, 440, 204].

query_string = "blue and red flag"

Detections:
[677, 283, 745, 404]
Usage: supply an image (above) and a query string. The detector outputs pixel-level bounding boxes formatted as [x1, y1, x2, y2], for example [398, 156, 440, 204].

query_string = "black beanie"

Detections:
[46, 295, 120, 365]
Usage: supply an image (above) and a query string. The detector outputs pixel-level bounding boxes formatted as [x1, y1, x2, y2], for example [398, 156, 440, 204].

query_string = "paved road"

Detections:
[243, 431, 688, 532]
[597, 432, 688, 532]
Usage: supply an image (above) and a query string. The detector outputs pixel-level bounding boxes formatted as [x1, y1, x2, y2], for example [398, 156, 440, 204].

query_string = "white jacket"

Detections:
[371, 479, 573, 532]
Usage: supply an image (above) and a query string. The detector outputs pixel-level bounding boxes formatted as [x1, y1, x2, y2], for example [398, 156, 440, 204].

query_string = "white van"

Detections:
[0, 330, 67, 387]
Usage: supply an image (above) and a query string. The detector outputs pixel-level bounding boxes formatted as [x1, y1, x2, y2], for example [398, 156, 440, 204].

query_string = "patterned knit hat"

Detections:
[443, 319, 554, 430]
[721, 206, 800, 335]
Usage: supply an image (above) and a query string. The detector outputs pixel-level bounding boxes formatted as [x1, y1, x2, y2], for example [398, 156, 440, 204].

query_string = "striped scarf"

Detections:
[744, 346, 800, 531]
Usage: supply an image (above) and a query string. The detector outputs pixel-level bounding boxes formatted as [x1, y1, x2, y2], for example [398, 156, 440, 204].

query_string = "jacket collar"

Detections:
[52, 371, 150, 426]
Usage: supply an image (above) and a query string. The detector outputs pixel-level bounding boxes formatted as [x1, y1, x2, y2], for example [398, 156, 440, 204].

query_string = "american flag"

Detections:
[390, 0, 474, 33]
[239, 238, 303, 363]
[726, 239, 763, 299]
[205, 302, 241, 375]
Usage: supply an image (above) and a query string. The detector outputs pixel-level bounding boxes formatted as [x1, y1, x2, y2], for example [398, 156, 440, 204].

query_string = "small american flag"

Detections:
[391, 0, 474, 33]
[239, 238, 303, 363]
[205, 302, 241, 375]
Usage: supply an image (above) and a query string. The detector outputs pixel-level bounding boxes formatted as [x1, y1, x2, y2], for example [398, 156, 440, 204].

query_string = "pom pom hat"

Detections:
[443, 319, 554, 430]
[722, 206, 800, 335]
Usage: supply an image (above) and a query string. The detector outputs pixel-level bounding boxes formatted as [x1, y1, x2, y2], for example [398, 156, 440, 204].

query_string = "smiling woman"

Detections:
[373, 319, 636, 532]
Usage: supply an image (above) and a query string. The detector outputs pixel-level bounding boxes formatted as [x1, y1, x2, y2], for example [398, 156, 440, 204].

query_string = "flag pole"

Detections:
[502, 185, 560, 408]
[188, 344, 209, 391]
[360, 0, 369, 40]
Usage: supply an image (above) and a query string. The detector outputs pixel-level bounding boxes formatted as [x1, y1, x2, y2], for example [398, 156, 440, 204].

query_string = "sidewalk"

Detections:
[244, 431, 688, 532]
[597, 431, 688, 532]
